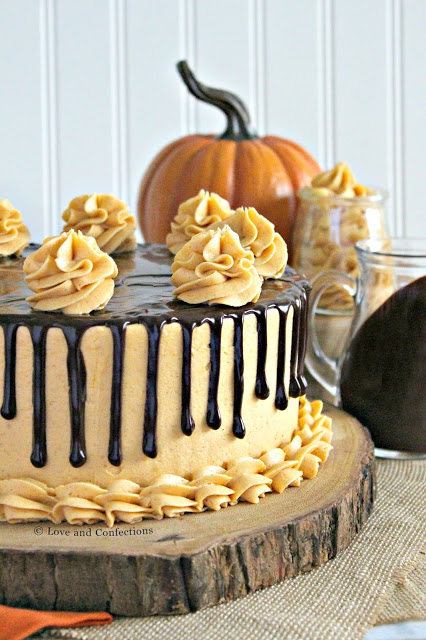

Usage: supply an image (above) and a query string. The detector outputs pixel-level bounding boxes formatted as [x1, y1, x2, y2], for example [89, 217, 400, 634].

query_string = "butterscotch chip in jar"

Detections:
[293, 162, 388, 311]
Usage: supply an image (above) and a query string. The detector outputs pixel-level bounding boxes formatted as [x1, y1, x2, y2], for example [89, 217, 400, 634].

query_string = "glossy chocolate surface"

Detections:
[0, 244, 310, 466]
[341, 276, 426, 452]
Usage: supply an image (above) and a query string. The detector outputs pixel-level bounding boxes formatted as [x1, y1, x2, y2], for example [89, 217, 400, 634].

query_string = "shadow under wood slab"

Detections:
[0, 405, 375, 616]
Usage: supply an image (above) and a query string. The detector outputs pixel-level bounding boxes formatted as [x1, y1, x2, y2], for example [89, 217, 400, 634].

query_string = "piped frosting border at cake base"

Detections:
[0, 397, 332, 527]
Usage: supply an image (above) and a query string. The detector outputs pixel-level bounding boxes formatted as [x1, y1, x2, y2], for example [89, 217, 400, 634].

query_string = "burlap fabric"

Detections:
[33, 459, 425, 640]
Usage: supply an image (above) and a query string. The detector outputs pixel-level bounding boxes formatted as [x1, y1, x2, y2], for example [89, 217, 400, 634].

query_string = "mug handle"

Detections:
[305, 270, 357, 401]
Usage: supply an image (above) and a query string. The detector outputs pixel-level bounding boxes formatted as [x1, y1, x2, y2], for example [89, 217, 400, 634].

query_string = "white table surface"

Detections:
[365, 622, 426, 639]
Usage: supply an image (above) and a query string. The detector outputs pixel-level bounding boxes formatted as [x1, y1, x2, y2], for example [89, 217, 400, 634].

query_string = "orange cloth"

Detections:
[0, 604, 112, 640]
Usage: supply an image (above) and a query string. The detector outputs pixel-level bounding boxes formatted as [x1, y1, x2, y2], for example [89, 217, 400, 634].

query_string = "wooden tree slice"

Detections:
[0, 406, 375, 616]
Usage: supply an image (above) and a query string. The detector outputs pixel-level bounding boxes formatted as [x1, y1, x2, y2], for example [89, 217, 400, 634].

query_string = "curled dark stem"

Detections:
[176, 60, 257, 141]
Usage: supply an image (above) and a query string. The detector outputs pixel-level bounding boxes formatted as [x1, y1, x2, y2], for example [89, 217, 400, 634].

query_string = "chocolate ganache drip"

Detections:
[142, 322, 162, 459]
[205, 318, 222, 429]
[254, 310, 269, 400]
[0, 244, 309, 468]
[275, 307, 289, 411]
[29, 325, 48, 467]
[232, 314, 245, 439]
[180, 322, 196, 436]
[63, 326, 87, 467]
[108, 324, 126, 466]
[289, 298, 303, 398]
[1, 322, 18, 420]
[297, 293, 309, 396]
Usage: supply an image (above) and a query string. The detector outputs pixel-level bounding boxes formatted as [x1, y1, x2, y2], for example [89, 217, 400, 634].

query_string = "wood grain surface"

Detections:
[0, 405, 375, 616]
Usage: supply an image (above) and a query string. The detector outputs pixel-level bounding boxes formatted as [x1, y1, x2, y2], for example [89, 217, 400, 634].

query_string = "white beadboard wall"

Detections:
[0, 0, 425, 243]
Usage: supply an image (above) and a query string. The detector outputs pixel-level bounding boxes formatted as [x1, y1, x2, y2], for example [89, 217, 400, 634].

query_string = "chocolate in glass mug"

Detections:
[306, 238, 426, 458]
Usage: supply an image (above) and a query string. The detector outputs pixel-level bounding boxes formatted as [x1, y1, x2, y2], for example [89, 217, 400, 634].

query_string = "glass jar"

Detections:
[292, 189, 388, 312]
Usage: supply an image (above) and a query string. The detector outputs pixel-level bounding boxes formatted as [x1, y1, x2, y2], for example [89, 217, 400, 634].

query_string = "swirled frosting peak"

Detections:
[171, 226, 262, 306]
[167, 189, 233, 254]
[0, 199, 30, 257]
[24, 230, 118, 315]
[301, 162, 373, 198]
[62, 193, 137, 255]
[212, 207, 288, 278]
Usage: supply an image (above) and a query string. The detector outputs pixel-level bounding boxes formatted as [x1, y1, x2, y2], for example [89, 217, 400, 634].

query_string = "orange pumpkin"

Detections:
[138, 61, 321, 257]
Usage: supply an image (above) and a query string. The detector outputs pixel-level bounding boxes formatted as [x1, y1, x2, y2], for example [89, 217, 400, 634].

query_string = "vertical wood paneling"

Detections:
[333, 1, 391, 225]
[317, 0, 335, 169]
[40, 0, 59, 238]
[402, 0, 426, 237]
[264, 0, 321, 162]
[0, 0, 45, 241]
[194, 0, 253, 135]
[249, 0, 266, 135]
[386, 0, 404, 237]
[179, 0, 197, 134]
[109, 0, 130, 206]
[0, 0, 425, 243]
[126, 0, 182, 226]
[55, 0, 113, 228]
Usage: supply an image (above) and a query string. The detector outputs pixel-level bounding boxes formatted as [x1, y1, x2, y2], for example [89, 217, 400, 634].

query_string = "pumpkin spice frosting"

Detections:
[171, 225, 262, 306]
[62, 192, 137, 255]
[166, 189, 233, 254]
[0, 199, 30, 257]
[24, 230, 118, 315]
[212, 207, 288, 279]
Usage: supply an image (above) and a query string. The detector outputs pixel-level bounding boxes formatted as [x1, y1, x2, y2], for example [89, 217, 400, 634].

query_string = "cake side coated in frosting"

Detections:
[0, 397, 332, 525]
[0, 244, 310, 495]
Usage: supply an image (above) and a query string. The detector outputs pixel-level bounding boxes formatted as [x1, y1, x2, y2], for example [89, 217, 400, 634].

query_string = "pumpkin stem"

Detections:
[177, 60, 257, 141]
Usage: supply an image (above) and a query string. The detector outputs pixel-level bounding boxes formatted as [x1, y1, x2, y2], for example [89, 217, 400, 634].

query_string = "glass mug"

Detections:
[306, 238, 426, 459]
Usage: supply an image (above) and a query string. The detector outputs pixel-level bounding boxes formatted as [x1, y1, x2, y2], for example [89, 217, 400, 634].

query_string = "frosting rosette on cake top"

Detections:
[62, 193, 137, 255]
[211, 207, 288, 279]
[0, 199, 30, 257]
[24, 230, 118, 315]
[171, 226, 262, 306]
[299, 162, 373, 198]
[166, 189, 233, 254]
